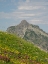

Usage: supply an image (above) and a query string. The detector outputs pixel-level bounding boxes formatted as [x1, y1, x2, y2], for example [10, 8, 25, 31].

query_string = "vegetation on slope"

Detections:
[0, 31, 48, 64]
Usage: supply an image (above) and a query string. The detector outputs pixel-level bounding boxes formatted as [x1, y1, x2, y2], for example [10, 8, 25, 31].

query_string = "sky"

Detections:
[0, 0, 48, 33]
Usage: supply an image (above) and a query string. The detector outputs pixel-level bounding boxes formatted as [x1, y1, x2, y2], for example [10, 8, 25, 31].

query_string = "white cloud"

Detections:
[0, 11, 47, 24]
[18, 5, 43, 10]
[29, 20, 42, 24]
[0, 12, 11, 19]
[29, 19, 48, 24]
[18, 0, 48, 11]
[20, 14, 35, 17]
[0, 11, 36, 20]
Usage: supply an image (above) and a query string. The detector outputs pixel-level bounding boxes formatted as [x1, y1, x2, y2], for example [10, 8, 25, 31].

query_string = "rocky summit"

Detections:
[19, 20, 29, 27]
[7, 20, 48, 51]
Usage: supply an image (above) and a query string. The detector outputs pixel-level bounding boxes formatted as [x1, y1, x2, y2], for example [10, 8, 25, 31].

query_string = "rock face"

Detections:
[7, 20, 48, 51]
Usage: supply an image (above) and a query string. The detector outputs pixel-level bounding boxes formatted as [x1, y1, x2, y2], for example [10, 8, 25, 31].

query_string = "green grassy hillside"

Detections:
[0, 31, 48, 64]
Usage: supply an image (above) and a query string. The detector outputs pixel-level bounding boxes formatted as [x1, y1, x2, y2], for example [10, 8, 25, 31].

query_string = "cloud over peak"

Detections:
[0, 0, 48, 25]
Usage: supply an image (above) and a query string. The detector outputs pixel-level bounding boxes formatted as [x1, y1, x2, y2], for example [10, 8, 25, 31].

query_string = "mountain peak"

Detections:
[21, 20, 29, 24]
[19, 20, 29, 27]
[7, 20, 48, 51]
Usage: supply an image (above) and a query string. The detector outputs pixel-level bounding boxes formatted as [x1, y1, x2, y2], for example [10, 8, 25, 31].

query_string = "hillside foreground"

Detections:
[0, 31, 48, 64]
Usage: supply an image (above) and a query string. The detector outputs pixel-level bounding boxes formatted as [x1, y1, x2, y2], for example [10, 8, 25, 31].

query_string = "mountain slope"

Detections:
[7, 20, 48, 51]
[0, 31, 48, 64]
